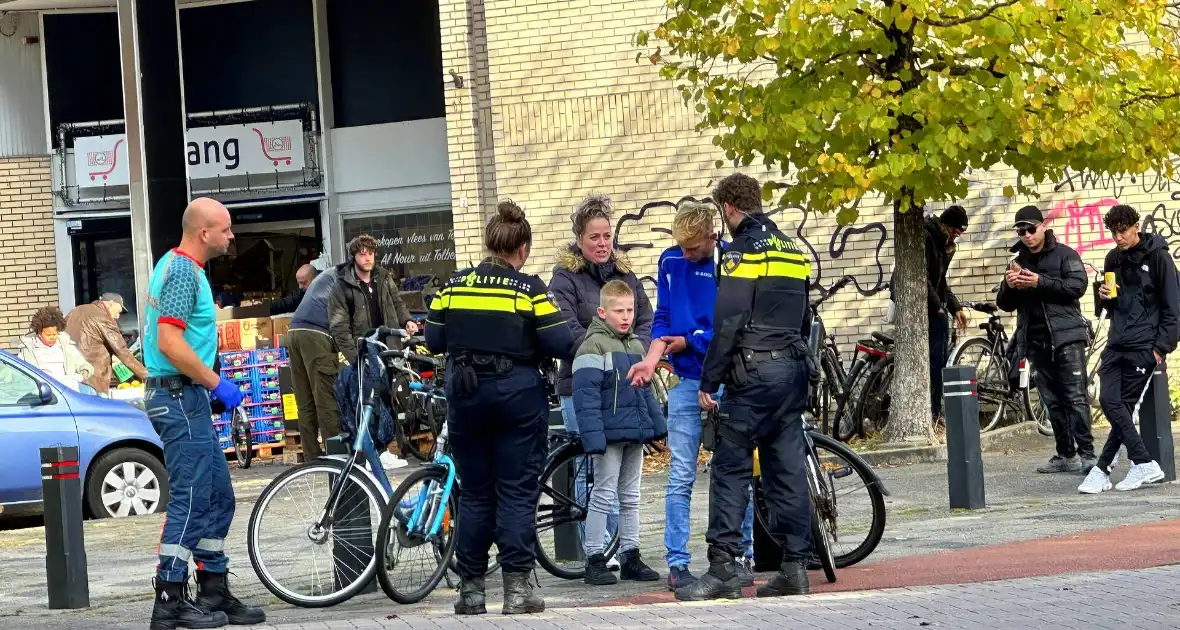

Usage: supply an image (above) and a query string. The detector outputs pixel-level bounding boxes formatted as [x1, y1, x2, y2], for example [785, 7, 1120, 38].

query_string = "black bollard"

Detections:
[943, 365, 986, 510]
[325, 436, 376, 594]
[550, 427, 583, 564]
[1138, 365, 1175, 483]
[40, 446, 89, 609]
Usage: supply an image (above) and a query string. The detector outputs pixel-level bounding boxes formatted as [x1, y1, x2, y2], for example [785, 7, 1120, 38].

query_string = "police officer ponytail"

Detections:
[486, 200, 533, 262]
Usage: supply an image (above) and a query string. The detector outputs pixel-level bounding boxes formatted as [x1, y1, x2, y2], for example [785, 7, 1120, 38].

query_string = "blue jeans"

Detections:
[147, 385, 235, 582]
[665, 379, 753, 569]
[560, 396, 619, 549]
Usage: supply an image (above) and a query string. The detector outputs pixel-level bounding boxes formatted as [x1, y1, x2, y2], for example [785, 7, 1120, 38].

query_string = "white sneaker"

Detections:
[380, 451, 409, 470]
[1078, 467, 1112, 494]
[1115, 461, 1165, 491]
[606, 555, 621, 571]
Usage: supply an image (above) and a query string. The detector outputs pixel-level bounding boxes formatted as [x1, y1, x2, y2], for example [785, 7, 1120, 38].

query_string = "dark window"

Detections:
[328, 0, 445, 128]
[341, 209, 456, 310]
[43, 13, 123, 148]
[179, 0, 319, 114]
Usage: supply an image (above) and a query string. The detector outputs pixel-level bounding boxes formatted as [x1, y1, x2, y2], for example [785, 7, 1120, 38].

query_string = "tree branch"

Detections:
[1122, 91, 1180, 108]
[853, 8, 887, 30]
[922, 61, 1006, 78]
[921, 0, 1020, 27]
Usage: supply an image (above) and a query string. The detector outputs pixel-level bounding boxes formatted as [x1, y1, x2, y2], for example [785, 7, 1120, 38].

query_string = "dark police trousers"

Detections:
[1028, 340, 1094, 459]
[707, 355, 812, 561]
[447, 364, 549, 579]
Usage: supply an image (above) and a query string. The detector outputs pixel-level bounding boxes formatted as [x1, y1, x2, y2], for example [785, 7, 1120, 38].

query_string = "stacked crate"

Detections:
[216, 347, 289, 454]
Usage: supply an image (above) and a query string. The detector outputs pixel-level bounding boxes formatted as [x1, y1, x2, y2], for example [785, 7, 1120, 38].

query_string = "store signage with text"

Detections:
[372, 230, 457, 267]
[73, 119, 306, 189]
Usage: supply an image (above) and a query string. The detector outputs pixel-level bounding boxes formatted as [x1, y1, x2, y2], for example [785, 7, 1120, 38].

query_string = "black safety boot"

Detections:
[618, 549, 660, 582]
[673, 547, 742, 601]
[195, 571, 266, 625]
[454, 576, 487, 615]
[150, 578, 228, 630]
[501, 570, 545, 614]
[585, 553, 618, 585]
[756, 559, 810, 597]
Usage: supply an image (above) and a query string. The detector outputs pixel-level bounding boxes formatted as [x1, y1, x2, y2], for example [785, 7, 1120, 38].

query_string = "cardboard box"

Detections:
[217, 317, 274, 351]
[271, 314, 292, 347]
[215, 303, 273, 322]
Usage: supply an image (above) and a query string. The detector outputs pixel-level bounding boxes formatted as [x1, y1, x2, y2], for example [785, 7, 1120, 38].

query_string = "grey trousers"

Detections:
[585, 441, 644, 556]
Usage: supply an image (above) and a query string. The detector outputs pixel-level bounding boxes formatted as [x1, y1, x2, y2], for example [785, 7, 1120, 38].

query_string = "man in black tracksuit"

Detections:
[676, 173, 812, 602]
[996, 205, 1095, 473]
[1079, 204, 1179, 494]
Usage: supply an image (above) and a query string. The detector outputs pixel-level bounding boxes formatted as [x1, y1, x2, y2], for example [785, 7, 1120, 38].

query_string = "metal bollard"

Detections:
[40, 446, 89, 609]
[943, 365, 986, 510]
[325, 436, 377, 594]
[550, 427, 583, 564]
[1138, 365, 1175, 482]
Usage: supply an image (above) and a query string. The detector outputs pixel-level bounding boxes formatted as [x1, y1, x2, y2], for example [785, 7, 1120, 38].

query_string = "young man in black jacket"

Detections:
[1079, 204, 1180, 494]
[997, 205, 1095, 473]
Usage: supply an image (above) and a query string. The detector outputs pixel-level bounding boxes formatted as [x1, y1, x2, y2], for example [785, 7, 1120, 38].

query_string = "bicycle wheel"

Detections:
[247, 460, 386, 608]
[832, 359, 870, 442]
[375, 466, 457, 604]
[806, 455, 836, 583]
[948, 337, 1009, 432]
[752, 434, 885, 570]
[853, 356, 894, 435]
[535, 440, 620, 580]
[232, 408, 252, 470]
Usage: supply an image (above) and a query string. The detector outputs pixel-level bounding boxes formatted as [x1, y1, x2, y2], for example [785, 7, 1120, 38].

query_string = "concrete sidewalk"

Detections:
[3, 427, 1179, 628]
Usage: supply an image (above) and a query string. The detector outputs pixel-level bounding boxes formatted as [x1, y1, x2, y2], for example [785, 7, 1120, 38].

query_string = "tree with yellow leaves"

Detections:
[641, 0, 1180, 442]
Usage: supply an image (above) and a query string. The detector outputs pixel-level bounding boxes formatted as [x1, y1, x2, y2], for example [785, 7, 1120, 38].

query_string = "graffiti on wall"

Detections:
[1044, 168, 1180, 258]
[613, 195, 890, 297]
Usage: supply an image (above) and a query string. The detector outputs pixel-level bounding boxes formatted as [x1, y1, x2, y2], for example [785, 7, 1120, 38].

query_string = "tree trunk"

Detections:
[883, 201, 936, 444]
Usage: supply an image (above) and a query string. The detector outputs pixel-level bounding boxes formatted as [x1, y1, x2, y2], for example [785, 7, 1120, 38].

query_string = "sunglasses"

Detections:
[1016, 223, 1040, 237]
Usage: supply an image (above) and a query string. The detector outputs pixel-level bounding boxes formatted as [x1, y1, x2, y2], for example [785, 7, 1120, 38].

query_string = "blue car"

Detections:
[0, 350, 169, 519]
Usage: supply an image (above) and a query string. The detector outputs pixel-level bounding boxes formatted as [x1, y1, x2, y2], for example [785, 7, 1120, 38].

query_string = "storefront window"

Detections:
[341, 207, 456, 311]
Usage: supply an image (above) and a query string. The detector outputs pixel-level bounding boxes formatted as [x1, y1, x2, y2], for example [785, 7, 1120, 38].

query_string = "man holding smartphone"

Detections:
[1078, 204, 1179, 494]
[997, 205, 1095, 474]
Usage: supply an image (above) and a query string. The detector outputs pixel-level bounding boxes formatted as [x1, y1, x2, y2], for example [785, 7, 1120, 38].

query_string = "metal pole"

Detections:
[40, 446, 89, 609]
[943, 365, 986, 509]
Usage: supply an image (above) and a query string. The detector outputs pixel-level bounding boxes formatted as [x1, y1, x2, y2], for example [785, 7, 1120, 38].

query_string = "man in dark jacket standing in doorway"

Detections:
[997, 205, 1095, 473]
[328, 234, 419, 366]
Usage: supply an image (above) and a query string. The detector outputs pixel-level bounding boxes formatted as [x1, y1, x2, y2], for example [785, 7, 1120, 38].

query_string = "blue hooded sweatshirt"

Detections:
[651, 243, 724, 381]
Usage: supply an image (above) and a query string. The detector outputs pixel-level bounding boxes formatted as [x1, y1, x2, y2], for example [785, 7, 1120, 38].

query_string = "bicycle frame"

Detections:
[400, 382, 457, 539]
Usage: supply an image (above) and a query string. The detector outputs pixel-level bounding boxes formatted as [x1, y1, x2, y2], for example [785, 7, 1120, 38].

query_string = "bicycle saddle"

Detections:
[972, 302, 999, 315]
[871, 331, 894, 345]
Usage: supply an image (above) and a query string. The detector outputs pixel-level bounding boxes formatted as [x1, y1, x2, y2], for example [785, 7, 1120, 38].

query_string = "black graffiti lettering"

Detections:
[1141, 203, 1180, 263]
[613, 195, 889, 297]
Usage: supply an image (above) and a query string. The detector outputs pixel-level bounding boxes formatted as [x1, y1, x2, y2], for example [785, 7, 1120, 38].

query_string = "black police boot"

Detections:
[618, 549, 660, 582]
[756, 559, 810, 597]
[195, 570, 266, 625]
[584, 553, 618, 585]
[454, 576, 487, 615]
[673, 546, 743, 601]
[150, 578, 228, 630]
[501, 570, 545, 614]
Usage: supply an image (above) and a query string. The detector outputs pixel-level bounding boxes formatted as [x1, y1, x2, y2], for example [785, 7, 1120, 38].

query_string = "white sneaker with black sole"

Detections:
[1115, 461, 1165, 491]
[1078, 466, 1112, 494]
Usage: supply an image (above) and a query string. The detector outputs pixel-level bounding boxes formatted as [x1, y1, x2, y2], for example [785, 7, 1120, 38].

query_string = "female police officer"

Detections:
[425, 200, 574, 616]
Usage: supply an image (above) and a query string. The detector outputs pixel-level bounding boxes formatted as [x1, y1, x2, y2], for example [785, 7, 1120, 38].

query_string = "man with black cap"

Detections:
[891, 205, 970, 418]
[997, 205, 1095, 473]
[65, 292, 148, 394]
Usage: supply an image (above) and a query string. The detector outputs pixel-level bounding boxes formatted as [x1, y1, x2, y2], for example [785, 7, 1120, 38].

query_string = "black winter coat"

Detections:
[889, 216, 961, 316]
[1100, 233, 1180, 355]
[996, 231, 1092, 352]
[548, 245, 653, 397]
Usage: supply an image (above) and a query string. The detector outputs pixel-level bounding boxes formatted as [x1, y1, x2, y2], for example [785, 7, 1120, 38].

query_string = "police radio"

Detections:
[713, 229, 724, 288]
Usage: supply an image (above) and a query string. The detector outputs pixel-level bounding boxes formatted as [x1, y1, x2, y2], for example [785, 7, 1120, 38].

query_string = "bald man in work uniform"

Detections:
[146, 198, 265, 630]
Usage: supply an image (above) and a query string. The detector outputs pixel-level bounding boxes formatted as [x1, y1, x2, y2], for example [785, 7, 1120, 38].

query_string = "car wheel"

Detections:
[86, 448, 170, 519]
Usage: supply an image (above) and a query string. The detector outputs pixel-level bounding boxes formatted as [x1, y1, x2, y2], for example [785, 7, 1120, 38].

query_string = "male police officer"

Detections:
[676, 173, 813, 601]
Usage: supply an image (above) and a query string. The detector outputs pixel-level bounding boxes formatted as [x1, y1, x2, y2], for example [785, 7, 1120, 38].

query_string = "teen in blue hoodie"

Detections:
[628, 200, 756, 591]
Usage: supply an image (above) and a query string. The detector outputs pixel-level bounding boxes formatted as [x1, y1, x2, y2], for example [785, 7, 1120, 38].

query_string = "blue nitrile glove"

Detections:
[211, 378, 244, 410]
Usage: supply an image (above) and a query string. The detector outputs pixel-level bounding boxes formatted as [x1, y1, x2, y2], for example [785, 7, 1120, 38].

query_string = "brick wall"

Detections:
[439, 0, 1180, 371]
[0, 157, 58, 350]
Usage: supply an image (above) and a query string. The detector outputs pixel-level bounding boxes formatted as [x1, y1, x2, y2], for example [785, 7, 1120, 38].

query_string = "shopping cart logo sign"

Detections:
[87, 138, 125, 181]
[252, 128, 293, 167]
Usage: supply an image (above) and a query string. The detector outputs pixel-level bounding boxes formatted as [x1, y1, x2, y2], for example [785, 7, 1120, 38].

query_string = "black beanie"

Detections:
[940, 205, 968, 231]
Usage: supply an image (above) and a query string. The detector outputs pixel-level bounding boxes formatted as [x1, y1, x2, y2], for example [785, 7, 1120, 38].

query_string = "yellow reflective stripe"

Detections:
[435, 286, 534, 312]
[450, 286, 519, 298]
[724, 258, 810, 280]
[741, 250, 808, 263]
[725, 261, 765, 279]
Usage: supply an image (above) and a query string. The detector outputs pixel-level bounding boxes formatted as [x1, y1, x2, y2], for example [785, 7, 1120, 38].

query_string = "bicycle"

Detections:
[832, 331, 893, 441]
[246, 326, 417, 608]
[751, 418, 890, 583]
[230, 406, 253, 469]
[947, 301, 1046, 433]
[807, 276, 852, 438]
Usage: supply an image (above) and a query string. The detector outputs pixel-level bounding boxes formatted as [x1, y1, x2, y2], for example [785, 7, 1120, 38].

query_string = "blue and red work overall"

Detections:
[144, 249, 236, 581]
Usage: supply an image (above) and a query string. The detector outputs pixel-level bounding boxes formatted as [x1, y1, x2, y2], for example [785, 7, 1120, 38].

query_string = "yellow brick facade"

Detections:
[440, 0, 1180, 361]
[0, 157, 58, 350]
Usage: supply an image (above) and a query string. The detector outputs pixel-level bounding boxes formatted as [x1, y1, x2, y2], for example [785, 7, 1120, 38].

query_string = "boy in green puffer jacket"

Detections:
[572, 280, 668, 585]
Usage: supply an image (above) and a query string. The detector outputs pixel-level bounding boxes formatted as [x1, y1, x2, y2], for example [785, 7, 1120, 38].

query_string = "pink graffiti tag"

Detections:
[1044, 198, 1118, 255]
